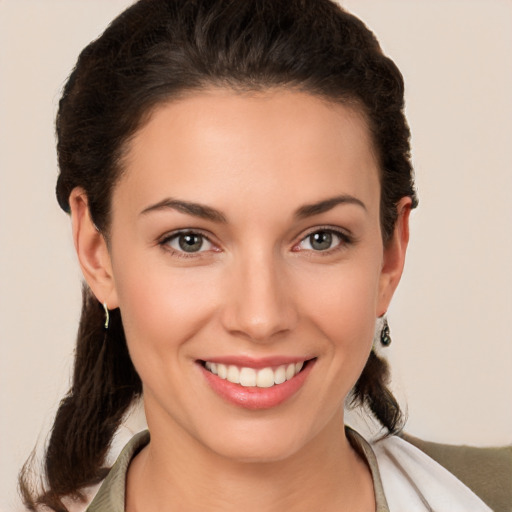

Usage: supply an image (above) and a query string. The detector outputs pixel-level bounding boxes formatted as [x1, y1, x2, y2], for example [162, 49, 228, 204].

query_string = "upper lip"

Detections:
[199, 355, 315, 369]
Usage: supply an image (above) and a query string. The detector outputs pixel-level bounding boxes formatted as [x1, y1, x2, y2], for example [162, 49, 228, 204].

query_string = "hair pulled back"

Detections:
[21, 1, 417, 509]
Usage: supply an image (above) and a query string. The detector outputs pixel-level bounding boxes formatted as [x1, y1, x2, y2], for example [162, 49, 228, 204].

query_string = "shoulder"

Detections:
[372, 432, 511, 512]
[400, 433, 512, 512]
[85, 430, 150, 512]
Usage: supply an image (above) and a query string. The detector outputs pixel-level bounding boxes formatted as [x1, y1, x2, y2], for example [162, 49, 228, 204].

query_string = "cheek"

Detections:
[112, 251, 220, 369]
[300, 260, 381, 335]
[294, 254, 382, 383]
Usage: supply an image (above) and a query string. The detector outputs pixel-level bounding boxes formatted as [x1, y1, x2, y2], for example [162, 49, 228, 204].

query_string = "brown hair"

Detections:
[21, 0, 417, 509]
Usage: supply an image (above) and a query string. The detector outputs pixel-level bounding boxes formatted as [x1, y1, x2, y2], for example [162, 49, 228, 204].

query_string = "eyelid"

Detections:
[292, 225, 354, 252]
[158, 228, 220, 256]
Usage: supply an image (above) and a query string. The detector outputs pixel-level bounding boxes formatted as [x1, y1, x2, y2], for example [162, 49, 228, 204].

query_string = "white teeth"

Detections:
[205, 360, 306, 388]
[256, 367, 275, 388]
[205, 361, 218, 374]
[227, 365, 240, 384]
[239, 367, 257, 387]
[217, 363, 227, 379]
[274, 365, 286, 385]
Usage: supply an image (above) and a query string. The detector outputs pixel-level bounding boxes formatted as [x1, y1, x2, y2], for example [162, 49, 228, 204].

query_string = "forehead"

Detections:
[117, 88, 380, 218]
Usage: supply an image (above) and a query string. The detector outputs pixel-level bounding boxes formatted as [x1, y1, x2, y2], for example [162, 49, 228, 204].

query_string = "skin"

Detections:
[70, 88, 411, 511]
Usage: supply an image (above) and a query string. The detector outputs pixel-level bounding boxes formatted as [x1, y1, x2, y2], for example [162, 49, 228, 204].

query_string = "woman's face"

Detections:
[86, 89, 408, 462]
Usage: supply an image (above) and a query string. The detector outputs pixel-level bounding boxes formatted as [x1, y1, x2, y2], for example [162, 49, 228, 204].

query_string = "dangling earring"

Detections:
[380, 316, 392, 346]
[103, 302, 110, 330]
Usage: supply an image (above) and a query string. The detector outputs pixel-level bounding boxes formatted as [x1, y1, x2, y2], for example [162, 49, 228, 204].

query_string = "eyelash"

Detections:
[158, 226, 354, 259]
[158, 230, 218, 259]
[292, 226, 354, 256]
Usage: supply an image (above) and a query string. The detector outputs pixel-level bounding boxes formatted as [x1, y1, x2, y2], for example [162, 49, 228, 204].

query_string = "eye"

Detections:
[161, 231, 215, 254]
[296, 229, 349, 252]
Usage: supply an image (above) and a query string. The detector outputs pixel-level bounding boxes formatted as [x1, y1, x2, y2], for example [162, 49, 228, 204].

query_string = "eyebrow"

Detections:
[140, 198, 228, 223]
[294, 195, 366, 219]
[139, 194, 366, 223]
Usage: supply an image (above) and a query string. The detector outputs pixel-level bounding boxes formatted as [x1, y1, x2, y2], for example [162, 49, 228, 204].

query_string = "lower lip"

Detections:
[200, 360, 315, 410]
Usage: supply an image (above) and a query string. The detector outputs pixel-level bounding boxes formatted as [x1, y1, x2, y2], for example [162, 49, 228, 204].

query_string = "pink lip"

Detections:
[200, 358, 316, 410]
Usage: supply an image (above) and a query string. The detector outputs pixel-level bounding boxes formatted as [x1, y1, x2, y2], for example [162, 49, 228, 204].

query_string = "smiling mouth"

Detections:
[201, 360, 312, 388]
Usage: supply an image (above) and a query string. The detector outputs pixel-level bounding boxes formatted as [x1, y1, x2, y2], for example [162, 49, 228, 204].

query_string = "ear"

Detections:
[69, 188, 119, 309]
[377, 197, 412, 316]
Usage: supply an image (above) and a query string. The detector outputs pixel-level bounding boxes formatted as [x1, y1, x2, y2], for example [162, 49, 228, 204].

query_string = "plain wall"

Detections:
[1, 1, 511, 511]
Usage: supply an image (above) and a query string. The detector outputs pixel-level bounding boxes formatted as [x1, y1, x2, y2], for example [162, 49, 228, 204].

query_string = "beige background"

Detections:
[1, 1, 511, 510]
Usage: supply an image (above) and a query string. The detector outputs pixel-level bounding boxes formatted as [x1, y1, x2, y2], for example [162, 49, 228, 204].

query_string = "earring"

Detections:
[380, 317, 392, 346]
[103, 302, 110, 330]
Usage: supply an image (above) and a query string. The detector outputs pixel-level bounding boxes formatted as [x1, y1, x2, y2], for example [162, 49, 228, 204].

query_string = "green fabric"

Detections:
[86, 430, 149, 512]
[347, 427, 390, 512]
[402, 433, 512, 512]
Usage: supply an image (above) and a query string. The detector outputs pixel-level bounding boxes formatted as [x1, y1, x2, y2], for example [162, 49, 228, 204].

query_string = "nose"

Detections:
[220, 251, 298, 342]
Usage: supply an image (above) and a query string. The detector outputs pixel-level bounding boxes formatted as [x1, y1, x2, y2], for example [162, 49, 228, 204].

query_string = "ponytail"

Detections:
[351, 350, 404, 435]
[19, 286, 141, 511]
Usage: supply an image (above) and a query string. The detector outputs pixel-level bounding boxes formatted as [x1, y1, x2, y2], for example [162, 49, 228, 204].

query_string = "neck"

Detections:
[126, 411, 375, 512]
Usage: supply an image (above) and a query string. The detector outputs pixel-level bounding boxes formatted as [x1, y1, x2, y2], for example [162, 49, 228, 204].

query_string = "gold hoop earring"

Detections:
[103, 302, 110, 330]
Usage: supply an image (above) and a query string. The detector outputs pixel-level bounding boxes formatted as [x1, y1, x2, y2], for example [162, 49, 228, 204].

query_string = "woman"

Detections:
[17, 1, 508, 511]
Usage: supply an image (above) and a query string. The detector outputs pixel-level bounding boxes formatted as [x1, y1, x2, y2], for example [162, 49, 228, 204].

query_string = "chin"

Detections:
[193, 414, 325, 465]
[207, 433, 306, 464]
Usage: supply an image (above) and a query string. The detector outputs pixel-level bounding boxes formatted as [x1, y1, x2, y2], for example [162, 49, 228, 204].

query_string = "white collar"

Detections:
[371, 435, 492, 511]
